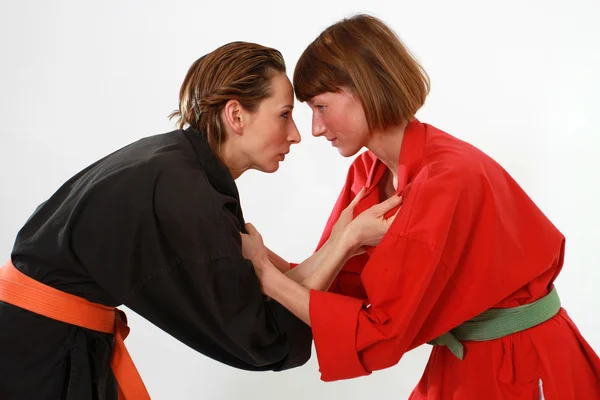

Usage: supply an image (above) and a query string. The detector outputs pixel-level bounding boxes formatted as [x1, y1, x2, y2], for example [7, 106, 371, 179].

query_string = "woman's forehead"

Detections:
[310, 89, 349, 103]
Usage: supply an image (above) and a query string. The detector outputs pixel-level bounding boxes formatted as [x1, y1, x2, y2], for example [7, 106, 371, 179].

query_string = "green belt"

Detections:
[429, 286, 561, 360]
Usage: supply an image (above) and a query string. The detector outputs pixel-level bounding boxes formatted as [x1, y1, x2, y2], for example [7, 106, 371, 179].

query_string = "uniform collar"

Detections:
[183, 126, 245, 224]
[364, 118, 427, 194]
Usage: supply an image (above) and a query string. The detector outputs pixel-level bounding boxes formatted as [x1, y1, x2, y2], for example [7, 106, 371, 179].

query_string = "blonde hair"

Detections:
[170, 41, 286, 158]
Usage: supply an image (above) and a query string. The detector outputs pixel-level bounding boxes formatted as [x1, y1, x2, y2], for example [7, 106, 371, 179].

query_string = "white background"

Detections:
[1, 1, 599, 399]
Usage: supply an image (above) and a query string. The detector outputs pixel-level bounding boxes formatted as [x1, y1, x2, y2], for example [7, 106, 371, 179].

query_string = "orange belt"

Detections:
[0, 260, 151, 399]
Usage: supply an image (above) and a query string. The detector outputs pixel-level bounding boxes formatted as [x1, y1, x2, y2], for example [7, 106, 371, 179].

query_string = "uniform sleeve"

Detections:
[127, 255, 311, 371]
[309, 167, 480, 381]
[73, 165, 312, 371]
[146, 167, 311, 371]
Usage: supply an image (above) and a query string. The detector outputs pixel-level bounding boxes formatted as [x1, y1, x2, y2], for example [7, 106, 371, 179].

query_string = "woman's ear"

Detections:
[223, 99, 245, 135]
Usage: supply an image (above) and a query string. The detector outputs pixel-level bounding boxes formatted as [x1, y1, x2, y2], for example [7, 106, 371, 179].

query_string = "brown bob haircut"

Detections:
[170, 41, 286, 159]
[293, 14, 430, 132]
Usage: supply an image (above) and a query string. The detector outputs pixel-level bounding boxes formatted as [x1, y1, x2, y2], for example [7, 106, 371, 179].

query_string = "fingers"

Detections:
[370, 194, 403, 216]
[348, 186, 366, 210]
[353, 246, 367, 257]
[245, 222, 260, 237]
[385, 204, 402, 225]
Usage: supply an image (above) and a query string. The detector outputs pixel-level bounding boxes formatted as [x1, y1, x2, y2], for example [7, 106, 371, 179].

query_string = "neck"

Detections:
[221, 139, 249, 180]
[366, 121, 408, 183]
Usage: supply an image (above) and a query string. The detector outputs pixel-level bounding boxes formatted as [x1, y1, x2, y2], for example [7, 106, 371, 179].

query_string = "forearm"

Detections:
[267, 248, 291, 273]
[300, 235, 353, 291]
[260, 233, 354, 326]
[266, 243, 339, 280]
[284, 243, 329, 282]
[285, 235, 353, 284]
[263, 269, 312, 326]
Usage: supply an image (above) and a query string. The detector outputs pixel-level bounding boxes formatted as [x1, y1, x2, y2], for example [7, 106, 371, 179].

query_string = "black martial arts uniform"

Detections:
[0, 127, 312, 399]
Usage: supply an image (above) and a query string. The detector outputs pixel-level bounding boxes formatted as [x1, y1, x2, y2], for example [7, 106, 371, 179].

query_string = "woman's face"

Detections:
[240, 72, 301, 173]
[307, 88, 370, 157]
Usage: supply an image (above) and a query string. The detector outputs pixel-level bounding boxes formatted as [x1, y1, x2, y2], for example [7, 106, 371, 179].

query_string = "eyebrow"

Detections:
[280, 104, 294, 109]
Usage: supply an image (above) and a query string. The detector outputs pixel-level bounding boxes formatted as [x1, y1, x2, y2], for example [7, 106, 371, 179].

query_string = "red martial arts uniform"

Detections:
[301, 119, 600, 399]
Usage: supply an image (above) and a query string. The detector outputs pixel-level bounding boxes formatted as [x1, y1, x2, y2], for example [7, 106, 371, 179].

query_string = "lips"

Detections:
[278, 150, 289, 161]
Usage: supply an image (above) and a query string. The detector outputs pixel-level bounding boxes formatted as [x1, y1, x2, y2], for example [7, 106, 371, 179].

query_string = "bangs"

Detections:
[293, 14, 430, 131]
[293, 38, 351, 102]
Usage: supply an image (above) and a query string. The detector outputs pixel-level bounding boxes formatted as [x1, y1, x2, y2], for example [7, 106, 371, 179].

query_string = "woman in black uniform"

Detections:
[0, 41, 400, 399]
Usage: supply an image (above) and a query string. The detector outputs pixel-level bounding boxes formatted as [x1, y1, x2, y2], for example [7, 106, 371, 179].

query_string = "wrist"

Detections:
[259, 261, 282, 297]
[341, 227, 360, 252]
[332, 229, 359, 262]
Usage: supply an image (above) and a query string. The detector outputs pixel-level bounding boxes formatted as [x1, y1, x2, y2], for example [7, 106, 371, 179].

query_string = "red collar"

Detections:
[352, 119, 427, 254]
[362, 118, 427, 197]
[397, 118, 427, 189]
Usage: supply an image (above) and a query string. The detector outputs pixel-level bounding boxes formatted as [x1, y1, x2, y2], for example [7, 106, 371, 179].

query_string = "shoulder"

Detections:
[114, 129, 214, 189]
[121, 129, 198, 172]
[77, 129, 194, 185]
[42, 130, 199, 216]
[84, 129, 220, 221]
[420, 123, 494, 190]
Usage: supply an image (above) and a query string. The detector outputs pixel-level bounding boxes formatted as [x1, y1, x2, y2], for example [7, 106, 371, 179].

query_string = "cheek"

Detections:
[345, 112, 368, 141]
[323, 114, 341, 135]
[260, 123, 285, 151]
[332, 116, 355, 140]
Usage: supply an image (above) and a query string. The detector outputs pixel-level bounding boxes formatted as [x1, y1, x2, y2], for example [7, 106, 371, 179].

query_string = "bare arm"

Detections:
[268, 187, 369, 284]
[261, 267, 312, 325]
[266, 248, 291, 273]
[286, 241, 353, 283]
[265, 245, 343, 283]
[242, 193, 402, 326]
[250, 230, 357, 326]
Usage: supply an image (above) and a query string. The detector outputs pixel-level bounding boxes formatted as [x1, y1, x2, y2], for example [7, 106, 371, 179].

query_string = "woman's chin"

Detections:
[255, 160, 281, 174]
[338, 144, 361, 158]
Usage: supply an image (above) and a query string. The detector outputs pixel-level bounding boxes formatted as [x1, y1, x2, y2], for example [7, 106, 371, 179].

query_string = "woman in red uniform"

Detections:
[242, 14, 600, 399]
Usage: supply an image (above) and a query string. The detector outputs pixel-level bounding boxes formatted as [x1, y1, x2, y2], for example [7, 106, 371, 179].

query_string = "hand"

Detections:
[345, 194, 403, 250]
[241, 223, 277, 283]
[329, 186, 367, 244]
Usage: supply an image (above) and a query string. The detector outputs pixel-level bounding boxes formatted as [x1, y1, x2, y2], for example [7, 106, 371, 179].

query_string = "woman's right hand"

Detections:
[344, 194, 403, 252]
[329, 187, 367, 245]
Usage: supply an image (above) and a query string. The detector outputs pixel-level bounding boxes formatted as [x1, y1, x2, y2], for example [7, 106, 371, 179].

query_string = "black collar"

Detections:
[182, 127, 246, 230]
